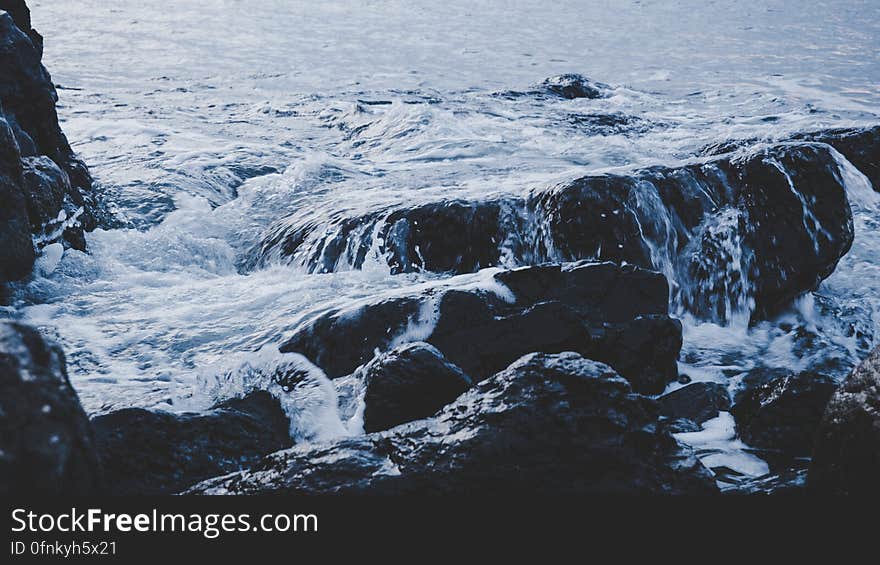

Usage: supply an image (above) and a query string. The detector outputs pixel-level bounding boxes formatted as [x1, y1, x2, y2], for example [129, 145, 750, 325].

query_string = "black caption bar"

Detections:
[0, 497, 871, 560]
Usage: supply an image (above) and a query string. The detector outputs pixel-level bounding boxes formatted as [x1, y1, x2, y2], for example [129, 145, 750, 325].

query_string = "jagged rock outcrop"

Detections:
[258, 142, 853, 321]
[0, 322, 101, 495]
[809, 347, 880, 494]
[0, 2, 96, 281]
[281, 261, 681, 395]
[187, 353, 717, 495]
[91, 391, 292, 495]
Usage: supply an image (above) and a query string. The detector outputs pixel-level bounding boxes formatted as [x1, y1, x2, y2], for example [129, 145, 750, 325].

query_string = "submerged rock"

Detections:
[188, 353, 716, 495]
[809, 347, 880, 494]
[658, 382, 731, 425]
[0, 2, 96, 280]
[0, 322, 101, 495]
[731, 368, 837, 454]
[360, 342, 472, 433]
[91, 391, 292, 495]
[281, 261, 681, 394]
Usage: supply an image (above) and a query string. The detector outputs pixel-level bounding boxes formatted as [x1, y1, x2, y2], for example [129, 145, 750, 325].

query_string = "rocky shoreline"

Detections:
[0, 0, 98, 282]
[2, 1, 880, 496]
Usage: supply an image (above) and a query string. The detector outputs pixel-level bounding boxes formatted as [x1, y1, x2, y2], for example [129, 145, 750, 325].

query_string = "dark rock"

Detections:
[361, 342, 472, 433]
[664, 418, 702, 434]
[281, 261, 681, 394]
[499, 258, 668, 316]
[256, 199, 512, 275]
[427, 294, 593, 380]
[537, 143, 854, 318]
[731, 468, 809, 495]
[0, 0, 42, 54]
[539, 74, 609, 100]
[736, 144, 853, 315]
[0, 2, 96, 280]
[658, 382, 731, 424]
[731, 368, 837, 454]
[91, 391, 292, 495]
[382, 200, 507, 274]
[20, 155, 66, 228]
[0, 113, 34, 280]
[809, 347, 880, 494]
[187, 353, 716, 495]
[0, 322, 101, 495]
[586, 315, 682, 395]
[794, 125, 880, 191]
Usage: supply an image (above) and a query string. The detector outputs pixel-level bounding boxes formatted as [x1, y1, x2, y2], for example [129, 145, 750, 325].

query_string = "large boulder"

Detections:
[91, 391, 292, 495]
[0, 2, 96, 280]
[188, 353, 717, 495]
[809, 347, 880, 494]
[360, 342, 472, 433]
[280, 261, 681, 394]
[731, 368, 836, 454]
[0, 322, 101, 495]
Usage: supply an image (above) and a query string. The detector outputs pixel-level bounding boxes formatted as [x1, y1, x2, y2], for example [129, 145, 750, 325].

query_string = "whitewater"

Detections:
[2, 0, 879, 486]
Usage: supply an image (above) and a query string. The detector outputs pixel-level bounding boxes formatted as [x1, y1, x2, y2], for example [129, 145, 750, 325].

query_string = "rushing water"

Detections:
[3, 0, 880, 484]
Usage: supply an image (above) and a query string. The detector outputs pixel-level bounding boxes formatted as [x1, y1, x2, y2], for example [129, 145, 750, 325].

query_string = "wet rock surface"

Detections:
[0, 114, 34, 280]
[732, 368, 836, 455]
[281, 261, 681, 394]
[658, 382, 731, 425]
[809, 347, 880, 494]
[360, 342, 472, 433]
[261, 143, 853, 322]
[0, 322, 101, 495]
[0, 2, 96, 280]
[188, 353, 717, 495]
[795, 125, 880, 191]
[91, 391, 292, 495]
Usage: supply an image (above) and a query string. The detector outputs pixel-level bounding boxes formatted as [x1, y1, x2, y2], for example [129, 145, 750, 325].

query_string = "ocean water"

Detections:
[4, 0, 880, 484]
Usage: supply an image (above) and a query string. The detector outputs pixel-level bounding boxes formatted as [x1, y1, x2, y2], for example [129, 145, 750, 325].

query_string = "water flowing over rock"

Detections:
[0, 322, 101, 495]
[0, 2, 96, 281]
[809, 347, 880, 494]
[187, 353, 717, 495]
[258, 142, 854, 323]
[91, 391, 292, 495]
[280, 261, 681, 395]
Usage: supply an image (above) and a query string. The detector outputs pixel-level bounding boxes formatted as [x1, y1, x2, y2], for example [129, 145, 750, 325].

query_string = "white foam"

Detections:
[674, 413, 770, 479]
[195, 345, 350, 443]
